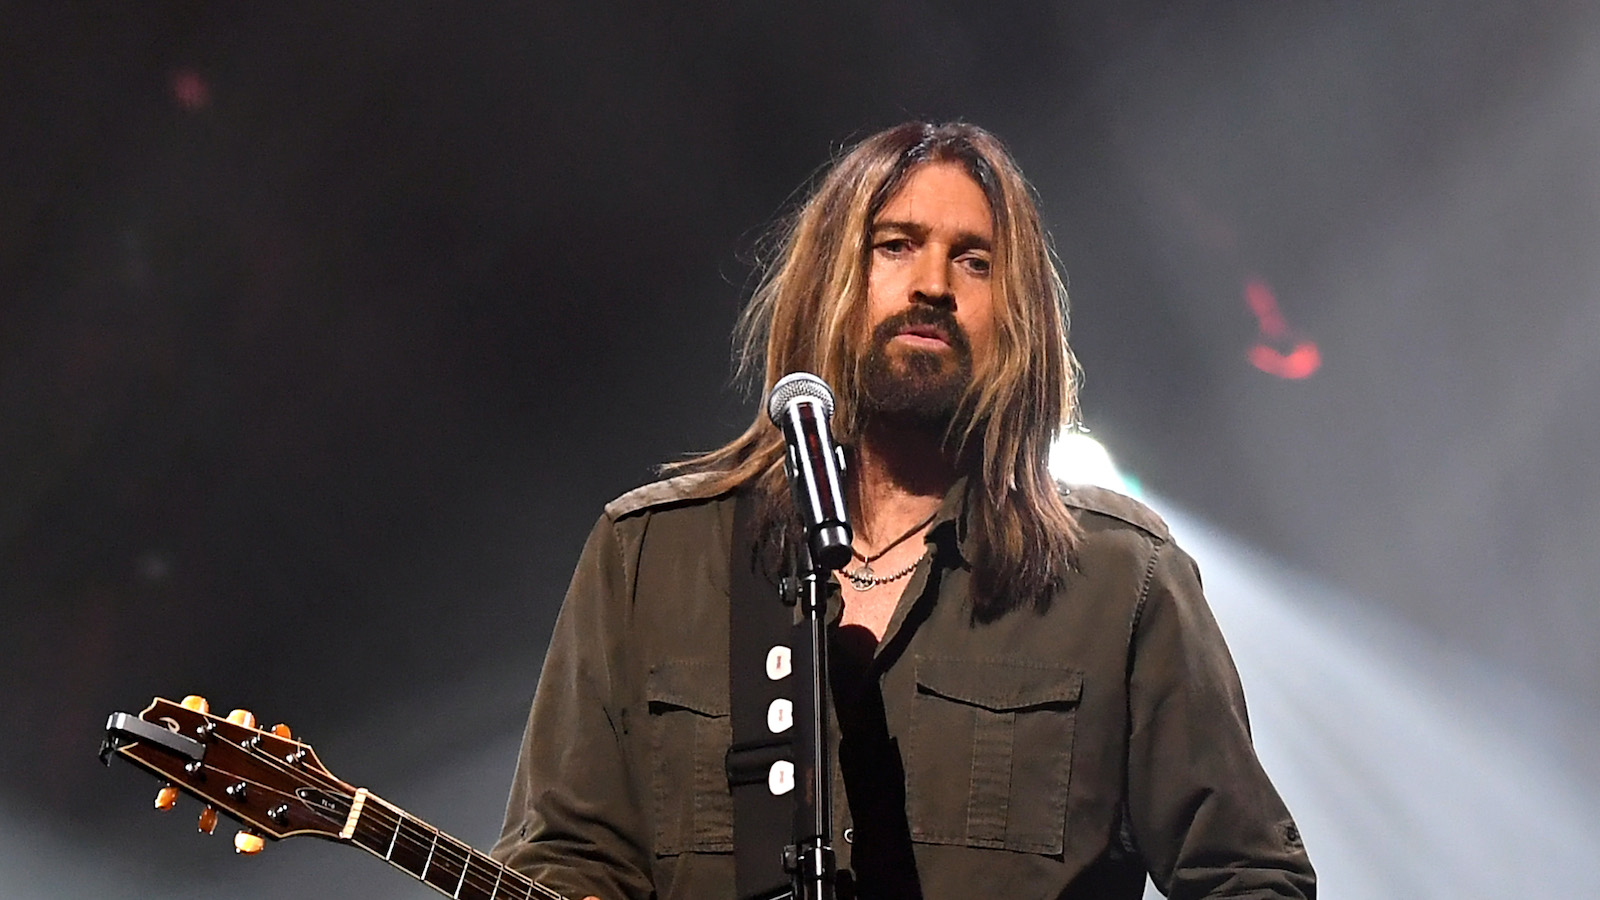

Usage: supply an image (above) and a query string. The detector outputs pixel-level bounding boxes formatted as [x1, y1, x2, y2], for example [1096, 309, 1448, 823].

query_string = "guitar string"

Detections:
[141, 703, 546, 900]
[256, 741, 556, 900]
[210, 731, 559, 900]
[366, 808, 531, 900]
[357, 806, 562, 900]
[335, 794, 545, 900]
[223, 733, 536, 900]
[199, 734, 482, 889]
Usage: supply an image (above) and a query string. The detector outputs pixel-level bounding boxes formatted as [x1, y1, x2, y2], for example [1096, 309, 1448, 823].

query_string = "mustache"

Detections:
[869, 305, 972, 355]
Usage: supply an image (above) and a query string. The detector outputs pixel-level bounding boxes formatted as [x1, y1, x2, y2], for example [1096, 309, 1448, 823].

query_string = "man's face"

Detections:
[861, 161, 997, 425]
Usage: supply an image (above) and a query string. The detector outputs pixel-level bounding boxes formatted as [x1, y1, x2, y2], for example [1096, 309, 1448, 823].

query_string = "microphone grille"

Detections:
[766, 372, 835, 424]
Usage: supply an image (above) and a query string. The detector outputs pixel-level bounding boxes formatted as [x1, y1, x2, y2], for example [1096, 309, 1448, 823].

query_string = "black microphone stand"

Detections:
[768, 375, 851, 900]
[787, 536, 839, 900]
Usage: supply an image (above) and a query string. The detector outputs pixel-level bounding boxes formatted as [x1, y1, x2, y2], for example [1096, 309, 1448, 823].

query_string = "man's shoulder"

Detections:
[1059, 483, 1170, 543]
[603, 471, 737, 522]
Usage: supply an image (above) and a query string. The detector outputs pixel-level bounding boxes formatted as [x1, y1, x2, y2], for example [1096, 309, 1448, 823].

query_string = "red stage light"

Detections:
[169, 68, 211, 111]
[1244, 277, 1321, 379]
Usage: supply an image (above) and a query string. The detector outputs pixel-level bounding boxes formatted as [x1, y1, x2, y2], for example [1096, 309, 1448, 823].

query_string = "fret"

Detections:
[420, 832, 471, 895]
[441, 844, 523, 900]
[487, 861, 503, 900]
[420, 829, 440, 880]
[386, 811, 435, 878]
[452, 842, 470, 898]
[454, 849, 498, 900]
[332, 792, 556, 900]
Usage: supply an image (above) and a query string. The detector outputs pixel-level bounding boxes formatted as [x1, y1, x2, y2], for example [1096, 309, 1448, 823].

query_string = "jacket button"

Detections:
[843, 827, 853, 844]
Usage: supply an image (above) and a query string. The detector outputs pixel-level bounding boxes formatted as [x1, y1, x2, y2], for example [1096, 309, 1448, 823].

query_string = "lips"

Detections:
[871, 307, 970, 359]
[896, 323, 951, 345]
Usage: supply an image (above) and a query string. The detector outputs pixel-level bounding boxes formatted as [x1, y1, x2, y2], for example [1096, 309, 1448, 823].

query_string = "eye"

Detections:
[959, 252, 992, 277]
[875, 237, 912, 256]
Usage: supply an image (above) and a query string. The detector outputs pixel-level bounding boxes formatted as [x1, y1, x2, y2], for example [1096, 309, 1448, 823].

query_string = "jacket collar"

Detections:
[925, 474, 974, 568]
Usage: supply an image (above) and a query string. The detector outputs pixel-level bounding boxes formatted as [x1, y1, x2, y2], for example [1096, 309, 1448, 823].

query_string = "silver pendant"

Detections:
[845, 563, 875, 591]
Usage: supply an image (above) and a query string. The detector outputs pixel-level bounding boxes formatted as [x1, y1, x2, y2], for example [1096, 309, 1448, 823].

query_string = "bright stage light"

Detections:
[1048, 428, 1140, 495]
[1145, 504, 1600, 900]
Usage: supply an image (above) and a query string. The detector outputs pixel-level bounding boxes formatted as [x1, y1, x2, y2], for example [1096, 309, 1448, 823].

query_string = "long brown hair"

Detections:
[671, 122, 1082, 613]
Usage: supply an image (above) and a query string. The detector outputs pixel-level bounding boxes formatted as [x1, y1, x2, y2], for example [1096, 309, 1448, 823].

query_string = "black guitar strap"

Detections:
[725, 490, 803, 900]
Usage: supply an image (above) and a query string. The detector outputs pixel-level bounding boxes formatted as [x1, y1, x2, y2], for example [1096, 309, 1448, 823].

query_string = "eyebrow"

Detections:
[871, 219, 993, 252]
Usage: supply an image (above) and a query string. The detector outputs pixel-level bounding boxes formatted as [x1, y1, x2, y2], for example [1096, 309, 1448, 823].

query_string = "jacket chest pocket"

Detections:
[905, 657, 1083, 856]
[646, 660, 734, 855]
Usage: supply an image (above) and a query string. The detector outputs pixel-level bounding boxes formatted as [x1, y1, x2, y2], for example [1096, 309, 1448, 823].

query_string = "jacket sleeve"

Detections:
[491, 513, 655, 900]
[1126, 540, 1316, 899]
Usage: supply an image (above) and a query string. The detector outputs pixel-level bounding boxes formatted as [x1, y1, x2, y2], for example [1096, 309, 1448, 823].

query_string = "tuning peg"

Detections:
[269, 723, 292, 739]
[197, 805, 218, 834]
[155, 784, 179, 811]
[181, 695, 210, 714]
[226, 709, 257, 729]
[234, 829, 265, 855]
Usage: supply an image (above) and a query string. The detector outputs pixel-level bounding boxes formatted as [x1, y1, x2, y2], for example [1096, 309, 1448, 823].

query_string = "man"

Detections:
[491, 122, 1315, 899]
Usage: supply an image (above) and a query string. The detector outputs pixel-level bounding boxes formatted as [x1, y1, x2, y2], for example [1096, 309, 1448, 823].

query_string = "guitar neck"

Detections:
[101, 698, 571, 900]
[336, 789, 564, 900]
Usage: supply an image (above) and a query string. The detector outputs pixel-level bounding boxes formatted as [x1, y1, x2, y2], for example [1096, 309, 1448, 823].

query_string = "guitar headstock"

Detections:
[102, 696, 359, 850]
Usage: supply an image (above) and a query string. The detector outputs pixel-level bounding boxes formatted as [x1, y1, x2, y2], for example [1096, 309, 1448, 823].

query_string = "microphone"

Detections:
[766, 372, 853, 571]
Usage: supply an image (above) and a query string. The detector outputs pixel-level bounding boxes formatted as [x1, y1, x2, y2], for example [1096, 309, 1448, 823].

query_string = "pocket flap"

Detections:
[915, 657, 1083, 711]
[646, 659, 728, 716]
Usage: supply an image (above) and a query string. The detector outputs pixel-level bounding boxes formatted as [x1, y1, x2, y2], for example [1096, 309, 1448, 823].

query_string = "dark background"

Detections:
[3, 2, 1597, 896]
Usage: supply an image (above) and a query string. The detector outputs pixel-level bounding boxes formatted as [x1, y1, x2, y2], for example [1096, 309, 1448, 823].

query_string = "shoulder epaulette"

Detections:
[604, 471, 734, 521]
[1060, 483, 1170, 542]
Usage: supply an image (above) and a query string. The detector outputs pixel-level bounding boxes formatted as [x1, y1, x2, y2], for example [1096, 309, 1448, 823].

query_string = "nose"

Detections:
[910, 253, 954, 307]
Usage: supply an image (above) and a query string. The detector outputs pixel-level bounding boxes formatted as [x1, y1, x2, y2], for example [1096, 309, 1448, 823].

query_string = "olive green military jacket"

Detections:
[491, 474, 1314, 899]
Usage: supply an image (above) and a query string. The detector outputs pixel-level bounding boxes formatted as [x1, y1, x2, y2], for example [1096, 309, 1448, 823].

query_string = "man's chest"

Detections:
[838, 581, 904, 640]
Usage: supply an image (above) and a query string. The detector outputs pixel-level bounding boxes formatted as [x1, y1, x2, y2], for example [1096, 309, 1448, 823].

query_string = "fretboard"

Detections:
[340, 790, 565, 900]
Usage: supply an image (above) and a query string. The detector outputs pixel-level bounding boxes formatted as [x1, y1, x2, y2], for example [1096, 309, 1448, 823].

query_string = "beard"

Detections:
[859, 305, 974, 429]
